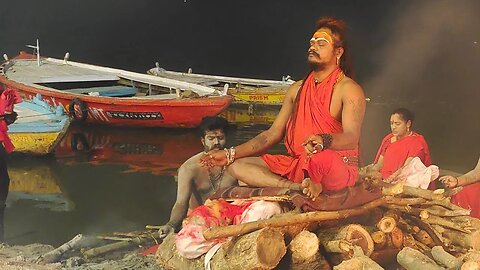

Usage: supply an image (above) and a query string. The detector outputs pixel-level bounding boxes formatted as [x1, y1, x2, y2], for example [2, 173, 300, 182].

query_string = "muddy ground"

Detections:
[0, 243, 162, 270]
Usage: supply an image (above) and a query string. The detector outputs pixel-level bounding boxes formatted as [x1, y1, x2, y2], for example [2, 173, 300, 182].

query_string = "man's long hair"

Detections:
[315, 17, 353, 78]
[286, 17, 353, 151]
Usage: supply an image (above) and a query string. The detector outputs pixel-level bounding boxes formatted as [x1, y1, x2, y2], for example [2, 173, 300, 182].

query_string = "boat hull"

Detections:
[9, 131, 66, 155]
[0, 76, 232, 128]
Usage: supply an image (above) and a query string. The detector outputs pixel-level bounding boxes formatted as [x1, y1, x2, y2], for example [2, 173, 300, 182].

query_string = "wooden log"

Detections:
[421, 214, 472, 233]
[156, 227, 286, 270]
[288, 230, 329, 270]
[405, 215, 446, 248]
[203, 196, 425, 240]
[318, 224, 374, 257]
[390, 226, 404, 249]
[442, 228, 480, 251]
[37, 234, 85, 263]
[371, 231, 387, 250]
[424, 205, 471, 217]
[333, 255, 384, 270]
[333, 246, 384, 270]
[369, 248, 400, 268]
[84, 232, 159, 258]
[376, 210, 399, 233]
[397, 247, 443, 270]
[462, 260, 480, 270]
[414, 229, 435, 248]
[431, 246, 463, 269]
[156, 234, 204, 270]
[403, 234, 417, 249]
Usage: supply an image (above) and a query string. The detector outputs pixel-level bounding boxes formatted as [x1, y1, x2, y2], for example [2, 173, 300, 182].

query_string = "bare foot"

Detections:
[301, 178, 323, 201]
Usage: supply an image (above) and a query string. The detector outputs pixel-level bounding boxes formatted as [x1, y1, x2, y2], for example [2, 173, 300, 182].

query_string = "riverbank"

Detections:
[0, 242, 161, 270]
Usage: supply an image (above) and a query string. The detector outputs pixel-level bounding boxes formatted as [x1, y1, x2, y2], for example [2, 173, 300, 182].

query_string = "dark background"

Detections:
[1, 0, 479, 169]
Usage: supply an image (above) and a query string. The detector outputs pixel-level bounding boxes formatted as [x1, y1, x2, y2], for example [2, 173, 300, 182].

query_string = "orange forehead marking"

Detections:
[312, 31, 334, 44]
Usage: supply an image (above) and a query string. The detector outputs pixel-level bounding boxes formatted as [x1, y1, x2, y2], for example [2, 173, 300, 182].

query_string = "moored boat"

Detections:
[0, 44, 232, 128]
[8, 94, 70, 154]
[147, 64, 294, 106]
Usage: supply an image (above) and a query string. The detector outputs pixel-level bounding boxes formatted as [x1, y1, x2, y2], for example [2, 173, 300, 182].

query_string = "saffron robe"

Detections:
[262, 69, 358, 191]
[0, 86, 22, 153]
[452, 183, 480, 219]
[374, 132, 431, 179]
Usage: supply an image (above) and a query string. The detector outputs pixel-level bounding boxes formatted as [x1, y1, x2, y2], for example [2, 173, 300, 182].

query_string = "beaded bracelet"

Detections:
[224, 147, 236, 166]
[318, 134, 333, 149]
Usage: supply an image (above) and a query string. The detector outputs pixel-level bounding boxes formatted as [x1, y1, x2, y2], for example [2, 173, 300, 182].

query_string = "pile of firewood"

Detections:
[156, 182, 480, 270]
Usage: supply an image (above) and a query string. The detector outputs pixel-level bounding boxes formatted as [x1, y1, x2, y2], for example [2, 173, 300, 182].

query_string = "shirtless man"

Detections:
[158, 116, 237, 238]
[201, 17, 365, 199]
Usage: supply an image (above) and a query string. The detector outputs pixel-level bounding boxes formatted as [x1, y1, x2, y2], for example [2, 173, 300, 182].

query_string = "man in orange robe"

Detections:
[201, 17, 366, 199]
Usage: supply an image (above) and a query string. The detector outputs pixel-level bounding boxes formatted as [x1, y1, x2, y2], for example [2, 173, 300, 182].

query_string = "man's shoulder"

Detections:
[180, 152, 204, 170]
[337, 76, 365, 99]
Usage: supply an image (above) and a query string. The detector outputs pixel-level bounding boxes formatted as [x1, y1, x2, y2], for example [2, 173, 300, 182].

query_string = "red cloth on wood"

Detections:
[451, 182, 480, 218]
[374, 132, 431, 179]
[0, 87, 22, 153]
[261, 69, 358, 191]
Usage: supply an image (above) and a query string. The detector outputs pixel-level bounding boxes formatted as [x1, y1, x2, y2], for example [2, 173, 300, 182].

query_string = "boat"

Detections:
[8, 94, 70, 154]
[147, 64, 294, 106]
[0, 42, 232, 128]
[221, 104, 279, 125]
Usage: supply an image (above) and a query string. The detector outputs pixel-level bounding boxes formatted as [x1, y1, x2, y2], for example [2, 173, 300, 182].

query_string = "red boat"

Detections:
[0, 49, 232, 128]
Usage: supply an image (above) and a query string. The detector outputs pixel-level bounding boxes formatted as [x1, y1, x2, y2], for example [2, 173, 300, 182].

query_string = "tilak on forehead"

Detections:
[311, 30, 334, 45]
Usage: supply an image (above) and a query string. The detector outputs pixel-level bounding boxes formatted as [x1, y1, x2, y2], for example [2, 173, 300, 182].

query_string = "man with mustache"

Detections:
[158, 116, 237, 238]
[201, 17, 365, 200]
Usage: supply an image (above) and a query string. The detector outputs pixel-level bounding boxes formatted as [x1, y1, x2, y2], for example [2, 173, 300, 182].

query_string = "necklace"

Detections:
[208, 166, 226, 192]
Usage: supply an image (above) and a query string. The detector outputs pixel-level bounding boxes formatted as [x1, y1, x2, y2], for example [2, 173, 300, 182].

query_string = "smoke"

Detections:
[365, 0, 479, 101]
[361, 0, 480, 169]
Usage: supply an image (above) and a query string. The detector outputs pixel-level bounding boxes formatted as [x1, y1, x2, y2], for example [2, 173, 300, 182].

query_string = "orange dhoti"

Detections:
[262, 69, 358, 192]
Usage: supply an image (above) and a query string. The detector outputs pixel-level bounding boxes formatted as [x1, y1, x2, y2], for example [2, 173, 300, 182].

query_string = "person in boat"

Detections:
[439, 156, 480, 218]
[359, 108, 433, 185]
[157, 116, 237, 238]
[0, 83, 22, 241]
[200, 17, 365, 200]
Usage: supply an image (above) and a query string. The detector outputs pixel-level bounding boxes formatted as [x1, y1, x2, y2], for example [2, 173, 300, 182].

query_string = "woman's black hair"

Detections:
[391, 108, 415, 123]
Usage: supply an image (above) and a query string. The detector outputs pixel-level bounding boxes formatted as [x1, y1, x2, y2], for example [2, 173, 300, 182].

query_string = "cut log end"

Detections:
[340, 224, 374, 257]
[289, 230, 319, 259]
[256, 227, 287, 268]
[377, 216, 396, 233]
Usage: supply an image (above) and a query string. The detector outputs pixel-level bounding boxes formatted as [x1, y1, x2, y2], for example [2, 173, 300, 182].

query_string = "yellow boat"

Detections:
[8, 94, 70, 154]
[147, 66, 293, 106]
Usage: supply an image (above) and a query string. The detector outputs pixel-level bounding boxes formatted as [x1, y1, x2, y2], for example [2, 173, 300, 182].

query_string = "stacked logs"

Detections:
[155, 182, 480, 269]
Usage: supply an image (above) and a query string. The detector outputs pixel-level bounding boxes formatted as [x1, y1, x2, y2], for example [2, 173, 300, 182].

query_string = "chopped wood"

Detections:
[84, 232, 160, 258]
[431, 246, 463, 269]
[318, 224, 374, 257]
[37, 234, 85, 264]
[413, 229, 435, 247]
[462, 260, 480, 270]
[377, 216, 397, 233]
[371, 231, 387, 250]
[333, 246, 384, 270]
[397, 247, 443, 270]
[203, 196, 425, 240]
[424, 205, 471, 217]
[157, 227, 286, 270]
[288, 230, 329, 270]
[390, 226, 404, 249]
[405, 215, 446, 248]
[441, 228, 480, 251]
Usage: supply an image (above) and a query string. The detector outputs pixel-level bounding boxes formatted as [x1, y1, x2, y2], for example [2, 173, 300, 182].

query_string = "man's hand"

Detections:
[439, 175, 459, 188]
[199, 150, 227, 167]
[158, 223, 175, 239]
[302, 135, 324, 161]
